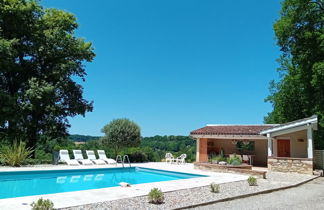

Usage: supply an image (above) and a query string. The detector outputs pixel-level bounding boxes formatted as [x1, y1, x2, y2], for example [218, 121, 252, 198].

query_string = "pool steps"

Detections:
[116, 155, 131, 168]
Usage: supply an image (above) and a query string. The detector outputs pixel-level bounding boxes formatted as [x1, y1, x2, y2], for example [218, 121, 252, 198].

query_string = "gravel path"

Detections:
[60, 172, 316, 210]
[192, 177, 324, 210]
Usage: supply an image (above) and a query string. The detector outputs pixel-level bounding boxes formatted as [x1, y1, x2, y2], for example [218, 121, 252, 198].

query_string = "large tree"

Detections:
[102, 119, 141, 157]
[265, 0, 324, 148]
[0, 0, 95, 155]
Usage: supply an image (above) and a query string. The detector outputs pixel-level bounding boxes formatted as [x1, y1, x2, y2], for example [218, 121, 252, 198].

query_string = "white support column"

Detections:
[196, 138, 200, 162]
[307, 124, 313, 159]
[267, 133, 273, 157]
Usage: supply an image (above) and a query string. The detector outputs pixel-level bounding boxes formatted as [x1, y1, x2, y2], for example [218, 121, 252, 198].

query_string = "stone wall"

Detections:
[268, 157, 313, 175]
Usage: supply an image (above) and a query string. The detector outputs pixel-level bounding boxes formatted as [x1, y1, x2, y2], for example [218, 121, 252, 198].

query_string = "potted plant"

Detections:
[52, 145, 61, 165]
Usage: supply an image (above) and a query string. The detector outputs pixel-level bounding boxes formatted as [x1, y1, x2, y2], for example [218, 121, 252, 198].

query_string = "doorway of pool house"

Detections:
[277, 139, 290, 157]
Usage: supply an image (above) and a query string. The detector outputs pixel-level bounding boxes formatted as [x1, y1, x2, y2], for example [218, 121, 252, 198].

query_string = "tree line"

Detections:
[0, 0, 94, 157]
[265, 0, 324, 149]
[15, 134, 197, 164]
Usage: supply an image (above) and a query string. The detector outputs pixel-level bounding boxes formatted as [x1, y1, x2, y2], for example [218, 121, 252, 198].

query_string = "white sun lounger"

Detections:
[86, 150, 106, 165]
[73, 150, 93, 165]
[97, 150, 117, 165]
[59, 150, 80, 166]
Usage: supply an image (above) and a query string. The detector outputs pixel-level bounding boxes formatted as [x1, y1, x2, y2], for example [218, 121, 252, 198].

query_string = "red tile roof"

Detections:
[190, 125, 276, 136]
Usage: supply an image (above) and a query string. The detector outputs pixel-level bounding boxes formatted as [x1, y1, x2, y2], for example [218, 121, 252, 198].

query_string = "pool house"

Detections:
[190, 115, 318, 174]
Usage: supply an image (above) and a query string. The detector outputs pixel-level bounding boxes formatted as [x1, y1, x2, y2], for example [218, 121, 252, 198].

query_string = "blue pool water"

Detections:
[0, 167, 206, 199]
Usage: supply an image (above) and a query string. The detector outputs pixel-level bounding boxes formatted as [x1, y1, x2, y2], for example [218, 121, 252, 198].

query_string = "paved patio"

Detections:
[0, 162, 248, 210]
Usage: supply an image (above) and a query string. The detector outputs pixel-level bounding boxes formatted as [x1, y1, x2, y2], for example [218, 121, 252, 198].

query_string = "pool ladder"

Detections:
[116, 155, 131, 168]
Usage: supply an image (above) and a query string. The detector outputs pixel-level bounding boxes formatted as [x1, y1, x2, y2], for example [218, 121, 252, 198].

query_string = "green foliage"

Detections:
[209, 152, 226, 163]
[141, 135, 196, 162]
[210, 182, 220, 193]
[123, 147, 149, 163]
[215, 155, 227, 163]
[0, 0, 95, 155]
[265, 0, 324, 148]
[2, 134, 195, 165]
[227, 155, 242, 165]
[53, 145, 62, 152]
[102, 119, 141, 156]
[23, 159, 53, 165]
[148, 188, 164, 204]
[210, 148, 226, 163]
[68, 134, 100, 142]
[236, 141, 255, 154]
[0, 141, 33, 166]
[79, 134, 195, 163]
[35, 136, 75, 160]
[31, 198, 54, 210]
[247, 176, 257, 186]
[219, 148, 224, 157]
[35, 149, 52, 161]
[127, 151, 148, 162]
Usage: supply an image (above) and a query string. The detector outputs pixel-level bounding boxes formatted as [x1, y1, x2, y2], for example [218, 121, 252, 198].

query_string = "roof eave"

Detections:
[259, 115, 318, 135]
[190, 134, 267, 140]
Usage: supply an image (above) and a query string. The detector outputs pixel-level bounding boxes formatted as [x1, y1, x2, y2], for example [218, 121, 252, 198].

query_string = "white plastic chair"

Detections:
[242, 155, 249, 164]
[165, 153, 175, 163]
[176, 154, 187, 164]
[86, 150, 106, 165]
[73, 150, 93, 165]
[97, 150, 117, 165]
[59, 150, 80, 166]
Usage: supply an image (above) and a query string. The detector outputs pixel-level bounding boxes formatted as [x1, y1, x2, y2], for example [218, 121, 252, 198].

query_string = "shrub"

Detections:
[148, 188, 164, 204]
[210, 182, 220, 193]
[247, 176, 257, 186]
[53, 145, 61, 152]
[35, 149, 52, 161]
[230, 158, 242, 165]
[215, 155, 227, 163]
[127, 151, 148, 163]
[208, 152, 217, 162]
[227, 155, 242, 166]
[31, 198, 54, 210]
[209, 151, 226, 163]
[0, 141, 33, 167]
[219, 148, 224, 157]
[23, 159, 53, 165]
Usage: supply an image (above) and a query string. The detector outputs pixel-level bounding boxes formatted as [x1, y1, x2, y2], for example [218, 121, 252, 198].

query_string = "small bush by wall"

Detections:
[148, 188, 164, 204]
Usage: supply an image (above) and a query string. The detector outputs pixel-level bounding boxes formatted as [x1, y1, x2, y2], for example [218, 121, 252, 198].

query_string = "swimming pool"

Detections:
[0, 167, 206, 199]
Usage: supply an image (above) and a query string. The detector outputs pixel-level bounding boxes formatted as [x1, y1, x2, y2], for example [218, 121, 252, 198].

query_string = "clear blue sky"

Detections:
[43, 0, 281, 137]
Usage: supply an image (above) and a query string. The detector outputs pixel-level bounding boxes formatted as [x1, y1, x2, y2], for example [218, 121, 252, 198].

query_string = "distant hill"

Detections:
[68, 134, 101, 142]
